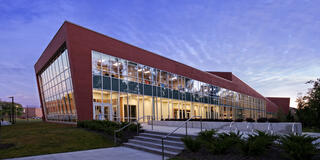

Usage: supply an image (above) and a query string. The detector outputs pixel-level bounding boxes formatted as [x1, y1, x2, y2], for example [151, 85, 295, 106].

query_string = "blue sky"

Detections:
[0, 0, 319, 107]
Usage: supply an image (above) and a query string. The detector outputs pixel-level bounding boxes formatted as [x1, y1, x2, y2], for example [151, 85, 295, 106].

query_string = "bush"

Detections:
[208, 131, 243, 154]
[280, 134, 319, 160]
[77, 120, 141, 136]
[77, 120, 120, 135]
[197, 129, 217, 142]
[268, 118, 279, 123]
[246, 118, 255, 122]
[240, 130, 278, 156]
[181, 136, 201, 152]
[257, 117, 267, 123]
[235, 118, 243, 122]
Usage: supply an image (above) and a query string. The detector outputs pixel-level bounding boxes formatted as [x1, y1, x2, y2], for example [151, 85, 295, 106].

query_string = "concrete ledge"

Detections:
[148, 121, 302, 135]
[0, 121, 12, 126]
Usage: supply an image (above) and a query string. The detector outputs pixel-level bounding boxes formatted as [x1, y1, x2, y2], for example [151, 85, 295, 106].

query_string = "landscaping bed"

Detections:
[77, 120, 142, 144]
[173, 146, 285, 160]
[171, 130, 320, 160]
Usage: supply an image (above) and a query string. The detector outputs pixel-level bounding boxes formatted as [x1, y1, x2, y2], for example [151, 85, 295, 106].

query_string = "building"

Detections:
[20, 107, 43, 119]
[34, 21, 289, 122]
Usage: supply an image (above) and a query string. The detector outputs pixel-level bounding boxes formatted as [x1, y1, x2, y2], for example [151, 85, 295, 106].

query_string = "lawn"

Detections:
[303, 127, 320, 133]
[0, 119, 114, 159]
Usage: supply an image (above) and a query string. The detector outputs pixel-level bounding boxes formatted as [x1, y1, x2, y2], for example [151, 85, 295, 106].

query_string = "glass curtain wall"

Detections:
[92, 51, 266, 122]
[38, 49, 77, 122]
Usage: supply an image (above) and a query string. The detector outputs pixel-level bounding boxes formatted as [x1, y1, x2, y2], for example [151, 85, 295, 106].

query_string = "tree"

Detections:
[0, 101, 24, 120]
[296, 78, 320, 128]
[286, 111, 294, 122]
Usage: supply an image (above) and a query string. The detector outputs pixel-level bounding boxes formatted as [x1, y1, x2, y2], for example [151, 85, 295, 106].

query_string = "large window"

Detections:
[38, 49, 76, 122]
[91, 50, 266, 121]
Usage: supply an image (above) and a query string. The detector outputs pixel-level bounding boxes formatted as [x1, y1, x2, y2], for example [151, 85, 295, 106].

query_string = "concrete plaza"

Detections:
[7, 147, 165, 160]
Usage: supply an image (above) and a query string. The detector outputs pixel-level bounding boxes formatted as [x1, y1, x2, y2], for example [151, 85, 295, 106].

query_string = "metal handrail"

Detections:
[113, 115, 152, 144]
[161, 116, 202, 160]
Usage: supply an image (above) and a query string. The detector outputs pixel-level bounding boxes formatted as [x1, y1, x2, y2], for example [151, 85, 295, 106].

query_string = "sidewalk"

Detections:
[7, 147, 163, 160]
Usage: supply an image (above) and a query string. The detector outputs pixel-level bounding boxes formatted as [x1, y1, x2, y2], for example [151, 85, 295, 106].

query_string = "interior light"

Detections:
[144, 70, 150, 74]
[171, 77, 177, 80]
[138, 69, 142, 72]
[113, 62, 121, 66]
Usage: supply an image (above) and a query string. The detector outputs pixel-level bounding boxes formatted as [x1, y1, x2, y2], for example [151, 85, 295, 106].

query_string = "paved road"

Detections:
[7, 147, 165, 160]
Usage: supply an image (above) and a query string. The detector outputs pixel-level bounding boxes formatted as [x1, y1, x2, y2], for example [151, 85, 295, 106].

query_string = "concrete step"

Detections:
[124, 142, 180, 157]
[128, 139, 184, 152]
[139, 132, 183, 141]
[144, 130, 186, 137]
[134, 136, 184, 147]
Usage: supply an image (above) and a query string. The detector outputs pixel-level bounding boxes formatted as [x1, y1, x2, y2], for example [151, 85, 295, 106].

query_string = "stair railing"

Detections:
[160, 115, 203, 160]
[113, 115, 152, 145]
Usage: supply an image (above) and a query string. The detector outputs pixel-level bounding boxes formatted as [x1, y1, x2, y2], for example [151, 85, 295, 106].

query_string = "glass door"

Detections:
[93, 103, 102, 120]
[103, 103, 112, 121]
[124, 105, 137, 122]
[93, 103, 112, 120]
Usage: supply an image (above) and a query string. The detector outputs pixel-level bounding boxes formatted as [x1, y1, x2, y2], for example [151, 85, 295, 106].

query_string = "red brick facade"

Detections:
[266, 97, 290, 114]
[35, 21, 289, 121]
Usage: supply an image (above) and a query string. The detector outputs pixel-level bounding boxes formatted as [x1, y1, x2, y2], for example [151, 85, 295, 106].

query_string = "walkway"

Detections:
[7, 147, 164, 160]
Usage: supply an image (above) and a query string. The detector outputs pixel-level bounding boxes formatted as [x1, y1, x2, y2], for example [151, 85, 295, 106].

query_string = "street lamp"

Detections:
[0, 105, 2, 123]
[8, 97, 15, 124]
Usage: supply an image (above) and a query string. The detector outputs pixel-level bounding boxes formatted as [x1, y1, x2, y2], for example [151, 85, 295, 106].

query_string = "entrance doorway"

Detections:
[93, 103, 112, 120]
[124, 105, 136, 122]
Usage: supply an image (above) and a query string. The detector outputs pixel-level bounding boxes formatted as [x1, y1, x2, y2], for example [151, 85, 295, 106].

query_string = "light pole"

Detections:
[26, 105, 29, 122]
[8, 97, 14, 124]
[0, 105, 2, 123]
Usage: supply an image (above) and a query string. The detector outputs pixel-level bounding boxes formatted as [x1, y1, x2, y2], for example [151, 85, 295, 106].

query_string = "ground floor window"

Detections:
[92, 89, 266, 122]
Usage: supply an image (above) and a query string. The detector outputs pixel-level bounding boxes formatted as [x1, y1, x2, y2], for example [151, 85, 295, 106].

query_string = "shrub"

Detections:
[181, 136, 201, 152]
[240, 130, 278, 156]
[127, 122, 141, 132]
[257, 117, 267, 123]
[268, 118, 279, 123]
[280, 134, 319, 160]
[235, 118, 243, 122]
[77, 120, 141, 136]
[208, 131, 243, 154]
[197, 129, 217, 142]
[207, 139, 229, 154]
[246, 118, 255, 122]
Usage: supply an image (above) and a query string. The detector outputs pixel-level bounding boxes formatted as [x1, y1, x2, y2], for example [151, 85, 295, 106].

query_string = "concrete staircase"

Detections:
[123, 130, 185, 157]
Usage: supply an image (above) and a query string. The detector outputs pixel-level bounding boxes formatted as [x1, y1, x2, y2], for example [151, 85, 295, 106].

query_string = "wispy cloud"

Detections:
[0, 0, 319, 108]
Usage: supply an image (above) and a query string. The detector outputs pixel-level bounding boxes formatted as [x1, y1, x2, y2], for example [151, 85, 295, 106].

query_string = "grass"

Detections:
[0, 119, 114, 159]
[302, 127, 320, 133]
